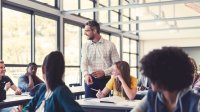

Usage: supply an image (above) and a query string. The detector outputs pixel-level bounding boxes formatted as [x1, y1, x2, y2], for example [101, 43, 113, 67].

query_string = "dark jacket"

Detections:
[23, 84, 84, 112]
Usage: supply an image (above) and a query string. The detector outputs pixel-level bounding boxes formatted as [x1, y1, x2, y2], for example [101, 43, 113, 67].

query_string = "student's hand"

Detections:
[4, 82, 11, 91]
[92, 70, 105, 78]
[96, 89, 104, 98]
[84, 74, 93, 85]
[15, 88, 22, 95]
[11, 105, 23, 112]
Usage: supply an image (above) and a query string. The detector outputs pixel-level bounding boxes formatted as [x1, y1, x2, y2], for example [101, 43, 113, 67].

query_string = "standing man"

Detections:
[81, 20, 120, 98]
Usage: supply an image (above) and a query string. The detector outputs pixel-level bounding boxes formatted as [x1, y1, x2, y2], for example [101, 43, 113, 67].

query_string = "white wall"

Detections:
[139, 37, 200, 60]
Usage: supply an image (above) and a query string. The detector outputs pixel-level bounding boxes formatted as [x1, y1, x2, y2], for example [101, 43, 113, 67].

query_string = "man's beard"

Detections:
[88, 36, 94, 40]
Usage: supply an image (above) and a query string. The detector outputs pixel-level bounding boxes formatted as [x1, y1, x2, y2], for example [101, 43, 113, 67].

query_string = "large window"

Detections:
[80, 0, 94, 19]
[63, 0, 79, 13]
[99, 1, 109, 23]
[35, 15, 57, 65]
[123, 37, 138, 77]
[64, 23, 81, 85]
[3, 8, 31, 64]
[111, 35, 121, 57]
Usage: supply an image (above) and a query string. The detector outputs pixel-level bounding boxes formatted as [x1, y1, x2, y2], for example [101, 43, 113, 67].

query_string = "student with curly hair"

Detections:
[132, 47, 200, 112]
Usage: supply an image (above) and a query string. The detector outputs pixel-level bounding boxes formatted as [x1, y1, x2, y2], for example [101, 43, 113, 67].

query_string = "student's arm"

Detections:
[96, 87, 111, 98]
[118, 76, 137, 100]
[27, 75, 34, 90]
[96, 78, 113, 98]
[10, 84, 22, 95]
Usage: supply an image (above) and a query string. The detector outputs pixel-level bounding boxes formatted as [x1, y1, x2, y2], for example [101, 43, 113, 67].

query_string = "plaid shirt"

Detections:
[81, 37, 120, 76]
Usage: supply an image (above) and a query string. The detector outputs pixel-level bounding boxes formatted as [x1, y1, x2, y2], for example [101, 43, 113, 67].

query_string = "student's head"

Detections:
[114, 61, 131, 98]
[42, 51, 65, 91]
[0, 60, 6, 76]
[84, 20, 100, 40]
[27, 62, 37, 76]
[113, 61, 131, 82]
[140, 47, 194, 92]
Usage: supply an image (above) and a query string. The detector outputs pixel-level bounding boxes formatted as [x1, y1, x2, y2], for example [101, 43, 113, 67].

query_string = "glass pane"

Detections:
[123, 53, 129, 64]
[122, 1, 129, 17]
[64, 23, 80, 65]
[65, 68, 80, 86]
[130, 54, 137, 67]
[123, 38, 129, 52]
[111, 0, 118, 7]
[130, 68, 137, 78]
[122, 17, 129, 31]
[111, 35, 120, 57]
[36, 67, 45, 82]
[2, 8, 31, 64]
[99, 7, 108, 23]
[35, 15, 57, 65]
[110, 11, 119, 28]
[81, 28, 89, 46]
[5, 67, 26, 86]
[35, 0, 55, 6]
[99, 0, 108, 6]
[63, 0, 78, 11]
[80, 0, 93, 19]
[131, 40, 137, 53]
[101, 33, 109, 40]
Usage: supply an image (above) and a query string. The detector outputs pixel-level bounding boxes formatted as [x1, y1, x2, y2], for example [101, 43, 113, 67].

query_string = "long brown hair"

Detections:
[114, 61, 131, 99]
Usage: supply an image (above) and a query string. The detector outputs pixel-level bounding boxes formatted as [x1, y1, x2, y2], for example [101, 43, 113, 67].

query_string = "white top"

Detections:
[35, 91, 53, 112]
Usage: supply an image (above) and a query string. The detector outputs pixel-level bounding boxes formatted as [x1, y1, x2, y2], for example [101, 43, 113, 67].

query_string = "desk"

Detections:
[70, 86, 85, 99]
[76, 96, 141, 112]
[0, 94, 32, 108]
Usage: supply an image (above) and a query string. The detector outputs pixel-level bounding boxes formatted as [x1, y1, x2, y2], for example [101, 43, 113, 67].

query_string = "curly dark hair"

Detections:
[140, 47, 194, 92]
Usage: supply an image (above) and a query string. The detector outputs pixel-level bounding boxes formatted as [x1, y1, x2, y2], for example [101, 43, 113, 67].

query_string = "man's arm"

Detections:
[81, 43, 93, 85]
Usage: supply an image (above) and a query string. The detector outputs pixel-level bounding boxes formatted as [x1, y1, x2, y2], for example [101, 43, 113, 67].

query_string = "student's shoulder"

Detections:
[2, 75, 11, 80]
[130, 76, 138, 81]
[54, 85, 71, 93]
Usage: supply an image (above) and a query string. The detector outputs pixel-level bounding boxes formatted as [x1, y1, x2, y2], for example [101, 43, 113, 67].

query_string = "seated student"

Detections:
[96, 61, 137, 100]
[21, 51, 84, 112]
[18, 62, 43, 92]
[0, 60, 21, 95]
[132, 47, 200, 112]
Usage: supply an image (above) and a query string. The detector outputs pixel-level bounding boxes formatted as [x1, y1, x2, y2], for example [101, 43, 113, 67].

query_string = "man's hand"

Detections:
[15, 88, 22, 95]
[84, 74, 93, 85]
[92, 70, 105, 78]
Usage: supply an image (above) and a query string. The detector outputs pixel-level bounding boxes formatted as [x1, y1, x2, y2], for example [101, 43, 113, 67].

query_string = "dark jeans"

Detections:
[85, 76, 110, 98]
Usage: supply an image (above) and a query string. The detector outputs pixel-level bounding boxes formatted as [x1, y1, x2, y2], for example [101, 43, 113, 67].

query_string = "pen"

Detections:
[90, 88, 99, 92]
[100, 101, 115, 104]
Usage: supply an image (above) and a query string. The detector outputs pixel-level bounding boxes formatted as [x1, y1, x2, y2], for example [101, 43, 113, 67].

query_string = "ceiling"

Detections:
[133, 0, 200, 40]
[63, 0, 200, 40]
